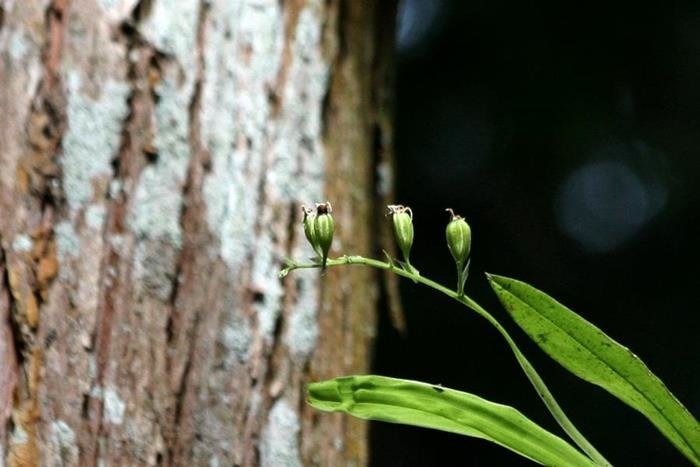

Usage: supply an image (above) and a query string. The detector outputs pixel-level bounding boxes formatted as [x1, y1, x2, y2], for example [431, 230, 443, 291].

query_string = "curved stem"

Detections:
[281, 255, 612, 466]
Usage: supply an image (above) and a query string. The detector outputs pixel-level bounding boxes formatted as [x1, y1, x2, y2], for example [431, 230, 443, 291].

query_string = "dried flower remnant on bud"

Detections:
[445, 208, 471, 267]
[387, 204, 414, 267]
[315, 202, 334, 269]
[302, 205, 322, 256]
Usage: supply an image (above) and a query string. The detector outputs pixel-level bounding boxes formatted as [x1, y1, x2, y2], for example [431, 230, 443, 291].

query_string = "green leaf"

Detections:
[488, 274, 700, 466]
[308, 375, 594, 466]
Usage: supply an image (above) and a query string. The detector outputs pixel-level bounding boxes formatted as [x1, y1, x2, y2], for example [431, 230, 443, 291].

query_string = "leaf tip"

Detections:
[485, 273, 512, 288]
[485, 272, 503, 287]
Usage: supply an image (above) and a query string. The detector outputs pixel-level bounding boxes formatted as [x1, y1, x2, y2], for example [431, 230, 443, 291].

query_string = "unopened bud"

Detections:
[302, 205, 321, 257]
[315, 202, 334, 268]
[387, 205, 414, 265]
[446, 208, 471, 267]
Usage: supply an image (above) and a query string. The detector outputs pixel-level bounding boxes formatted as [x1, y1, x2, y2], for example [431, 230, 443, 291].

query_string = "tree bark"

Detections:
[0, 0, 395, 465]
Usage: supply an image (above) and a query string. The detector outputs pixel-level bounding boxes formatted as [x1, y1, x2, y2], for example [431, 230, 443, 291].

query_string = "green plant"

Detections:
[280, 203, 700, 466]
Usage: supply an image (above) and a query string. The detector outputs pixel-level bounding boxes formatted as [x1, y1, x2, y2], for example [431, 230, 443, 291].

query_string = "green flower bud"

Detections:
[302, 205, 322, 257]
[445, 208, 471, 267]
[387, 205, 414, 264]
[314, 202, 334, 268]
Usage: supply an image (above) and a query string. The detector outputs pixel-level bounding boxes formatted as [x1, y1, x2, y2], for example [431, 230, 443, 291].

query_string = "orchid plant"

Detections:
[280, 203, 700, 466]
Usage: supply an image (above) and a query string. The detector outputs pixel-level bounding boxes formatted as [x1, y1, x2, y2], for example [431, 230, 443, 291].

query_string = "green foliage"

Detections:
[488, 274, 700, 465]
[309, 375, 595, 467]
[282, 203, 700, 466]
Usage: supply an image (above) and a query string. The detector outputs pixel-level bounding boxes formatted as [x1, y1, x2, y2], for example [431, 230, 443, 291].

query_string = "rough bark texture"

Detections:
[0, 0, 395, 465]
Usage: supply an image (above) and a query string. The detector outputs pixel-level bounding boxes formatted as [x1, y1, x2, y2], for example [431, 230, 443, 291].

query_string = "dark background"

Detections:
[370, 0, 700, 465]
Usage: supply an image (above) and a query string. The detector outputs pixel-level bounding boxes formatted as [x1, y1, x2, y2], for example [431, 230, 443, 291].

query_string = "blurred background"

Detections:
[371, 0, 700, 465]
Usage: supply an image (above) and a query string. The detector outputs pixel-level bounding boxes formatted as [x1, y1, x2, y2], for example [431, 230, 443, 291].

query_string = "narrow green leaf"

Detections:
[308, 375, 594, 466]
[488, 274, 700, 465]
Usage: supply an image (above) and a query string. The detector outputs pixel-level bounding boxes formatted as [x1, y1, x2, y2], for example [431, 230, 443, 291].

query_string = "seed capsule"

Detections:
[302, 205, 321, 257]
[445, 208, 471, 267]
[315, 202, 335, 268]
[387, 205, 414, 265]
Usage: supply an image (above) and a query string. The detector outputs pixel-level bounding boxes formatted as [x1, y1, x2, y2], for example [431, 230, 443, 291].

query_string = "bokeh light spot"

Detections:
[396, 0, 441, 54]
[556, 157, 667, 253]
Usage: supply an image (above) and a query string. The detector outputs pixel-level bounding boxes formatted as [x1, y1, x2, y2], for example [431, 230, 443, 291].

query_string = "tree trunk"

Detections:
[0, 0, 395, 465]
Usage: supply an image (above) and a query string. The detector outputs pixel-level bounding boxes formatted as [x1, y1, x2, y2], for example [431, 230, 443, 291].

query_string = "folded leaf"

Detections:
[308, 375, 594, 466]
[488, 274, 700, 465]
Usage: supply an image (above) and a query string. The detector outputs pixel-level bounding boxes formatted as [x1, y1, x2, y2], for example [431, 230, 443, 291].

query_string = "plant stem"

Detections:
[456, 261, 465, 297]
[281, 255, 612, 466]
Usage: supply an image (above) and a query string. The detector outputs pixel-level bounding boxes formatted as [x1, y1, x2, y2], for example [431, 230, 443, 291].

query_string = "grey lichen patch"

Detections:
[98, 0, 120, 10]
[251, 235, 284, 341]
[109, 179, 123, 199]
[62, 72, 130, 213]
[109, 233, 127, 253]
[55, 221, 80, 275]
[198, 0, 333, 354]
[103, 387, 126, 425]
[85, 203, 107, 231]
[200, 2, 254, 271]
[49, 420, 78, 465]
[202, 163, 261, 273]
[261, 399, 302, 467]
[201, 0, 284, 273]
[10, 425, 28, 445]
[129, 77, 193, 300]
[198, 0, 291, 370]
[130, 165, 185, 248]
[11, 234, 33, 253]
[132, 238, 179, 301]
[220, 313, 253, 364]
[8, 29, 31, 61]
[198, 0, 331, 365]
[89, 385, 103, 399]
[129, 78, 191, 246]
[138, 0, 200, 69]
[285, 274, 319, 361]
[270, 3, 328, 201]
